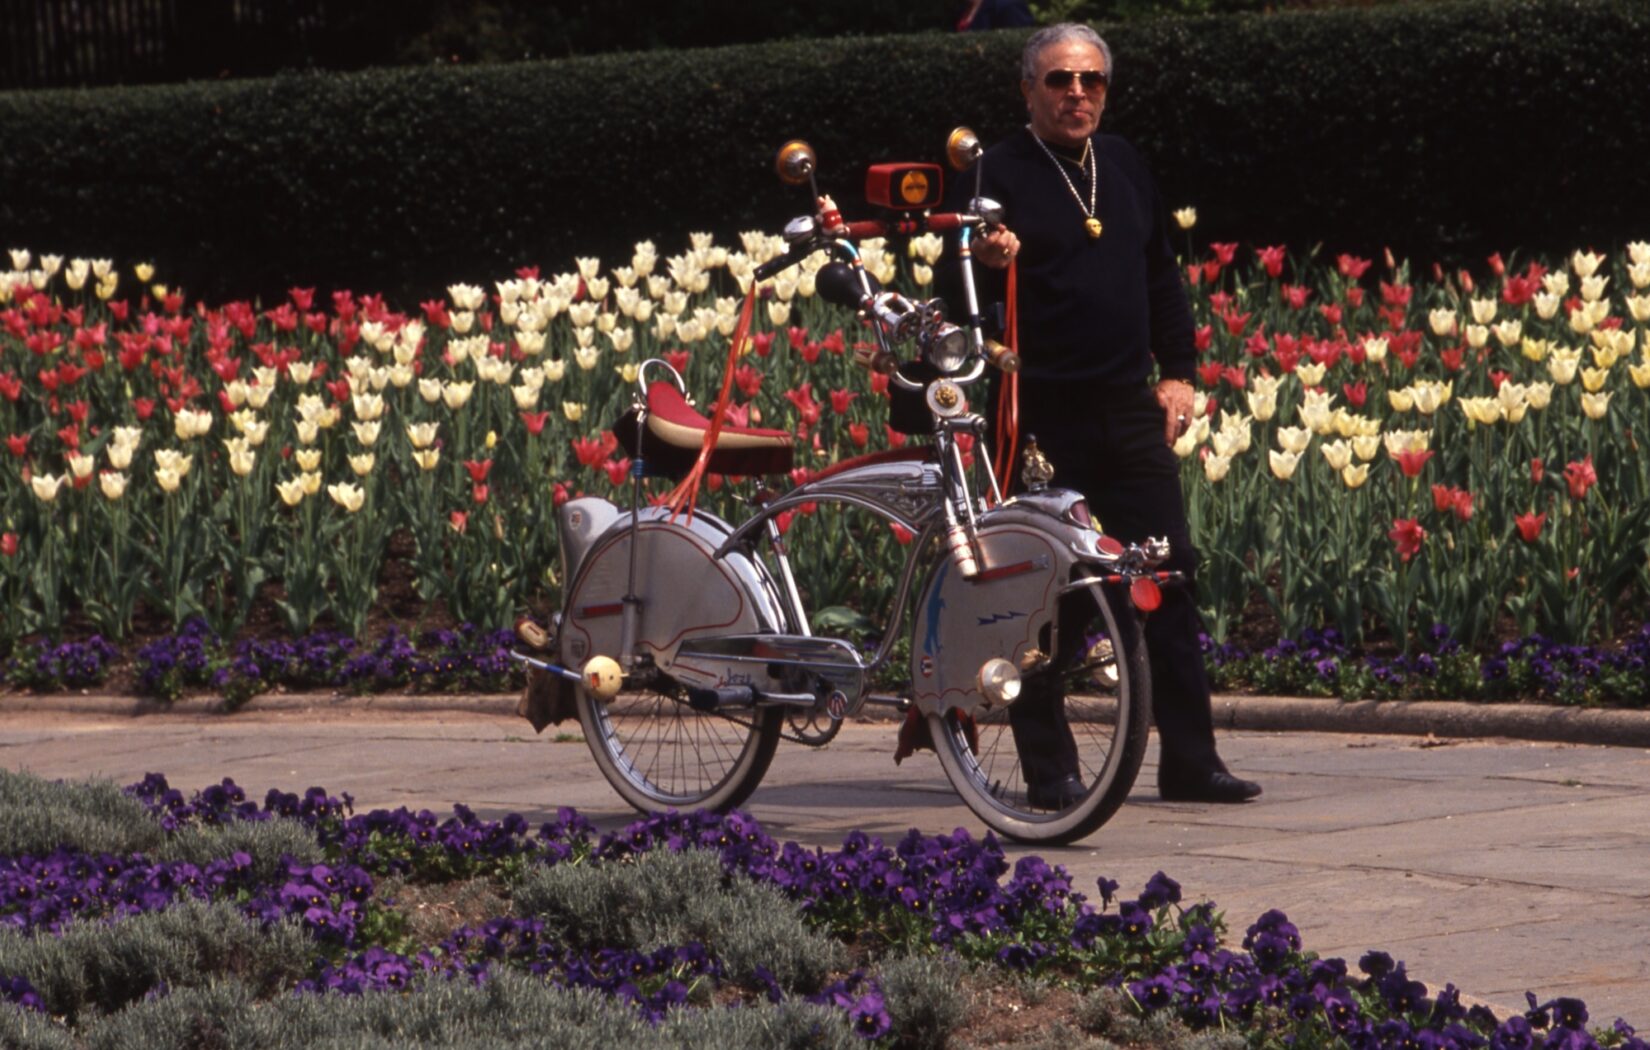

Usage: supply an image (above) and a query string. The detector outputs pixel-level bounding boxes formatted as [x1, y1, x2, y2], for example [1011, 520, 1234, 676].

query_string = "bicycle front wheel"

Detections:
[577, 677, 783, 814]
[929, 581, 1150, 844]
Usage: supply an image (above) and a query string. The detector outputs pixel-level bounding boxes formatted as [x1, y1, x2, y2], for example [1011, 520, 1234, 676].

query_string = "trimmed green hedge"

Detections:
[1, 0, 1645, 303]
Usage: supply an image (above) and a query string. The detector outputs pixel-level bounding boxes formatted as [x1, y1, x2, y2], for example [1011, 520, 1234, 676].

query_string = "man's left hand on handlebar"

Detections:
[974, 226, 1020, 269]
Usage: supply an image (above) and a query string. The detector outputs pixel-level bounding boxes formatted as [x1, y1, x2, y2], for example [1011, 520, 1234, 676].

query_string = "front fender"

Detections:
[908, 512, 1087, 718]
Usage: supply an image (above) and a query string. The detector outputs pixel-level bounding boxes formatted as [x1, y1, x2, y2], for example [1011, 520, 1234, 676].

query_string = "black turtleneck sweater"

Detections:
[942, 130, 1194, 390]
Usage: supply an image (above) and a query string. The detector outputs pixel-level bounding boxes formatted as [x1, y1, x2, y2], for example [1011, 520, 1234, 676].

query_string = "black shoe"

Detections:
[1158, 770, 1262, 803]
[1026, 774, 1087, 810]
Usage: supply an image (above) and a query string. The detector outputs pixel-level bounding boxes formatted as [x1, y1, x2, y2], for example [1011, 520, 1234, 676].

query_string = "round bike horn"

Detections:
[946, 126, 982, 172]
[774, 140, 817, 186]
[582, 655, 623, 702]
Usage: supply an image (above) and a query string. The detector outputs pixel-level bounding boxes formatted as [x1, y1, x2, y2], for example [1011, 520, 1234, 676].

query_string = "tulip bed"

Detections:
[0, 768, 1644, 1049]
[0, 234, 1647, 703]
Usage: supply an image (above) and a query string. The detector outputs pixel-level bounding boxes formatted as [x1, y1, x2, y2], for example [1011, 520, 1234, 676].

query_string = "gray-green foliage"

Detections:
[0, 769, 162, 857]
[1073, 987, 1225, 1049]
[512, 848, 842, 990]
[151, 817, 324, 882]
[81, 971, 861, 1050]
[0, 901, 313, 1022]
[0, 1004, 77, 1050]
[877, 953, 969, 1050]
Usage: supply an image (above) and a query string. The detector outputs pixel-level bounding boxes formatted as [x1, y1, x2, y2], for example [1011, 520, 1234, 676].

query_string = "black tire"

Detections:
[928, 581, 1150, 844]
[577, 676, 784, 813]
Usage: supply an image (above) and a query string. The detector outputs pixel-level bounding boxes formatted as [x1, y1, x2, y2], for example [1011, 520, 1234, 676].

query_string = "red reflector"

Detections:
[1129, 576, 1162, 613]
[1097, 535, 1124, 557]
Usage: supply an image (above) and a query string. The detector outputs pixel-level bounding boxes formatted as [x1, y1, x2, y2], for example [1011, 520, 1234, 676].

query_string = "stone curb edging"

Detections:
[1215, 695, 1650, 749]
[5, 690, 1650, 748]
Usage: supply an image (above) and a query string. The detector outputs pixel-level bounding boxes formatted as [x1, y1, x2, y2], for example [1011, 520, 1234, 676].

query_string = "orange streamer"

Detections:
[992, 259, 1021, 493]
[664, 288, 758, 521]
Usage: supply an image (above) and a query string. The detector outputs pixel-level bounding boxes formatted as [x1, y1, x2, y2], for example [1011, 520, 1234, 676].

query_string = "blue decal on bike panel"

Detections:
[922, 560, 950, 657]
[977, 610, 1027, 627]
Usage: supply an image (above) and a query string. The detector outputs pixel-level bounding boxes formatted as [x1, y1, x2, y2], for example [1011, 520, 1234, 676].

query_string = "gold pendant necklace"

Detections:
[1029, 128, 1101, 238]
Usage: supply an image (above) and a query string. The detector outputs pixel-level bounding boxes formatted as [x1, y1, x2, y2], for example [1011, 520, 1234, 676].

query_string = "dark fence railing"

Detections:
[1, 0, 329, 90]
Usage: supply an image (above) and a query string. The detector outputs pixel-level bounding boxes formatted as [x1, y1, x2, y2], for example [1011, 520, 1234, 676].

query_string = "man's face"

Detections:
[1021, 39, 1108, 149]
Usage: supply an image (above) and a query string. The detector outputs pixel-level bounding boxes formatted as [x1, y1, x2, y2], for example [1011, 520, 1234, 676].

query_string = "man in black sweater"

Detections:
[951, 22, 1260, 804]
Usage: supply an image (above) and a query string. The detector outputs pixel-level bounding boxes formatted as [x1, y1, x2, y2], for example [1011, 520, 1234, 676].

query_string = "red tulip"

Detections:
[520, 411, 549, 436]
[1515, 510, 1546, 544]
[1531, 458, 1544, 485]
[733, 364, 763, 398]
[1388, 518, 1426, 562]
[665, 349, 691, 375]
[1210, 242, 1238, 266]
[1431, 484, 1455, 513]
[449, 511, 468, 534]
[1194, 325, 1212, 352]
[1342, 380, 1367, 409]
[829, 389, 857, 415]
[848, 423, 869, 448]
[1393, 449, 1434, 478]
[1256, 245, 1287, 278]
[0, 533, 16, 557]
[890, 523, 914, 545]
[1564, 456, 1597, 501]
[571, 436, 605, 467]
[1336, 254, 1372, 280]
[603, 459, 631, 487]
[472, 483, 490, 504]
[5, 434, 26, 458]
[463, 459, 493, 483]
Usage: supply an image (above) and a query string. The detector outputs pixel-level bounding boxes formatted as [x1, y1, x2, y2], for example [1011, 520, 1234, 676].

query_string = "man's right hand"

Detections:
[975, 226, 1021, 269]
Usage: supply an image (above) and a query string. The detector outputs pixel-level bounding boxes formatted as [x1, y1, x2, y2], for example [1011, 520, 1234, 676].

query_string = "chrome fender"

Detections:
[909, 509, 1089, 719]
[558, 507, 789, 685]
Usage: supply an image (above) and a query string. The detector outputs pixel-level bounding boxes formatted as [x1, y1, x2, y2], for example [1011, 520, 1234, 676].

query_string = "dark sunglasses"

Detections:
[1042, 69, 1109, 91]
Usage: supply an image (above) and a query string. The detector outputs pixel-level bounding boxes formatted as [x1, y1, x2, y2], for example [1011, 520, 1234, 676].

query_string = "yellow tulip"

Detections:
[1295, 362, 1327, 388]
[1464, 324, 1489, 349]
[1362, 336, 1388, 363]
[1548, 348, 1581, 385]
[1525, 381, 1554, 410]
[239, 418, 269, 448]
[154, 449, 193, 477]
[1492, 319, 1522, 347]
[295, 419, 320, 445]
[277, 476, 307, 507]
[574, 345, 601, 371]
[418, 378, 443, 404]
[1542, 271, 1571, 297]
[1627, 361, 1650, 388]
[1580, 391, 1612, 419]
[1388, 388, 1415, 412]
[99, 471, 127, 500]
[67, 452, 95, 479]
[1468, 297, 1497, 325]
[1202, 452, 1230, 482]
[348, 452, 375, 476]
[543, 359, 568, 382]
[1382, 429, 1430, 456]
[1341, 463, 1371, 489]
[1352, 434, 1382, 461]
[1629, 241, 1650, 266]
[300, 471, 322, 497]
[1427, 309, 1457, 337]
[30, 472, 65, 502]
[328, 481, 365, 513]
[1571, 249, 1604, 278]
[412, 448, 442, 471]
[1268, 449, 1301, 481]
[352, 392, 386, 421]
[442, 381, 475, 411]
[1532, 292, 1561, 320]
[154, 467, 182, 494]
[1626, 294, 1650, 323]
[1320, 439, 1352, 471]
[134, 262, 155, 282]
[1276, 426, 1311, 454]
[1173, 207, 1198, 230]
[352, 420, 382, 447]
[1458, 397, 1502, 426]
[1629, 262, 1650, 291]
[1580, 274, 1609, 302]
[562, 401, 585, 422]
[615, 362, 641, 385]
[407, 422, 440, 449]
[1580, 366, 1609, 393]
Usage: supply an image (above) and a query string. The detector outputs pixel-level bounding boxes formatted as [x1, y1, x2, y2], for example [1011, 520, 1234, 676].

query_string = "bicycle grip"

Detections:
[984, 339, 1020, 373]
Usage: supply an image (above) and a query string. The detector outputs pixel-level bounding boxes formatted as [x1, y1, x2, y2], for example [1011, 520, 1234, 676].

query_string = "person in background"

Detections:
[946, 22, 1262, 805]
[956, 0, 1035, 31]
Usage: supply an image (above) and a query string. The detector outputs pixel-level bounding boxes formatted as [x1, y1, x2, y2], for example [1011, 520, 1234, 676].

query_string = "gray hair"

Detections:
[1020, 23, 1113, 84]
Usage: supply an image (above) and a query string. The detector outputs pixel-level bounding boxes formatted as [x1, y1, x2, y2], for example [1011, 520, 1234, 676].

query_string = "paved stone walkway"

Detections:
[3, 702, 1647, 1023]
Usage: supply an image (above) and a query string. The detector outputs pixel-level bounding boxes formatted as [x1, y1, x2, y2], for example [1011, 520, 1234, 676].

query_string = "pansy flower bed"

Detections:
[0, 769, 1644, 1048]
[1, 235, 1647, 684]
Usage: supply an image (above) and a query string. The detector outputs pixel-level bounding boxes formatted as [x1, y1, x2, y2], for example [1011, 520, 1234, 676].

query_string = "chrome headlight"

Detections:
[923, 323, 970, 373]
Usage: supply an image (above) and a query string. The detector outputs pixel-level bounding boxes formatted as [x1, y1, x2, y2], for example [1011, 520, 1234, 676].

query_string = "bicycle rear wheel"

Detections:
[577, 676, 783, 813]
[929, 581, 1150, 844]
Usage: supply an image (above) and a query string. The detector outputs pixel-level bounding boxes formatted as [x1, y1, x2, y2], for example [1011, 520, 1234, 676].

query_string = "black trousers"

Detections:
[1004, 380, 1224, 786]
